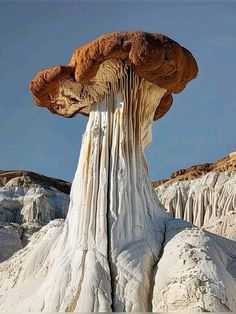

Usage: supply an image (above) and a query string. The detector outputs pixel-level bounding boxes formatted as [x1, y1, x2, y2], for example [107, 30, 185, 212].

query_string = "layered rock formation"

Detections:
[8, 30, 198, 312]
[0, 31, 235, 311]
[1, 153, 235, 263]
[0, 170, 69, 261]
[155, 152, 236, 240]
[0, 153, 236, 311]
[152, 154, 236, 311]
[154, 151, 236, 187]
[0, 170, 70, 224]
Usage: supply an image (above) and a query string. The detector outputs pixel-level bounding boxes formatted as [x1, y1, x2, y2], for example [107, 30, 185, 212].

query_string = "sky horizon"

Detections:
[0, 1, 235, 182]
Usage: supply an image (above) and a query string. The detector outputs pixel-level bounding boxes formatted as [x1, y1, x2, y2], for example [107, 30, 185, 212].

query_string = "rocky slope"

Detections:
[0, 153, 235, 262]
[0, 170, 70, 261]
[154, 152, 236, 240]
[0, 153, 235, 311]
[154, 151, 236, 187]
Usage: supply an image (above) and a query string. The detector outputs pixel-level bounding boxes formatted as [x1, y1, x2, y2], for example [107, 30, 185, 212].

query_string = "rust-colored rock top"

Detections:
[0, 170, 71, 194]
[153, 152, 236, 188]
[30, 31, 198, 119]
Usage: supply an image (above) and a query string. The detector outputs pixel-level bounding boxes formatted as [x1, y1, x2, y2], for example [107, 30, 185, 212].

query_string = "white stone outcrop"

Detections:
[153, 220, 236, 312]
[0, 67, 236, 311]
[0, 178, 69, 224]
[0, 223, 23, 262]
[155, 171, 236, 240]
[0, 171, 70, 260]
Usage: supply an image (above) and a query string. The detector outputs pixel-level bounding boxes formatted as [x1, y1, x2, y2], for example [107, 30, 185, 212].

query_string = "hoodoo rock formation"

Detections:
[0, 153, 235, 263]
[0, 31, 235, 312]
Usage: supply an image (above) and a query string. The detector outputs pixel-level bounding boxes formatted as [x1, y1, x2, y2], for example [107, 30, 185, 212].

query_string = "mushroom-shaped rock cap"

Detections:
[29, 31, 198, 120]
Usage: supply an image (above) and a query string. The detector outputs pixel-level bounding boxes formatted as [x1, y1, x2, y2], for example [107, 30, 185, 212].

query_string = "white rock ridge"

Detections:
[0, 223, 23, 262]
[0, 68, 236, 311]
[155, 158, 236, 240]
[0, 170, 70, 260]
[0, 170, 70, 224]
[153, 220, 236, 312]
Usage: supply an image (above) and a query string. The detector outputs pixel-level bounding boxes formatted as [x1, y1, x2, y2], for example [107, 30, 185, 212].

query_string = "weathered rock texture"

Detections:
[153, 151, 236, 187]
[29, 31, 197, 119]
[1, 152, 235, 261]
[152, 154, 236, 311]
[153, 220, 236, 312]
[1, 32, 235, 312]
[155, 153, 236, 240]
[0, 159, 236, 311]
[0, 170, 69, 224]
[0, 170, 69, 261]
[0, 223, 23, 262]
[1, 78, 236, 311]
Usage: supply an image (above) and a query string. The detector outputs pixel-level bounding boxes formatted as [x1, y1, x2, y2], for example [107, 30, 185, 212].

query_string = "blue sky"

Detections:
[0, 1, 235, 182]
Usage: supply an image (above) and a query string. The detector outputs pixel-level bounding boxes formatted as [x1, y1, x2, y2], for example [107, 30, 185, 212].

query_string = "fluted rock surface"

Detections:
[0, 153, 236, 311]
[155, 153, 236, 240]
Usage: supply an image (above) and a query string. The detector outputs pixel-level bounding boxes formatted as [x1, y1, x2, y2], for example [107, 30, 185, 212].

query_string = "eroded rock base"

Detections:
[0, 69, 235, 312]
